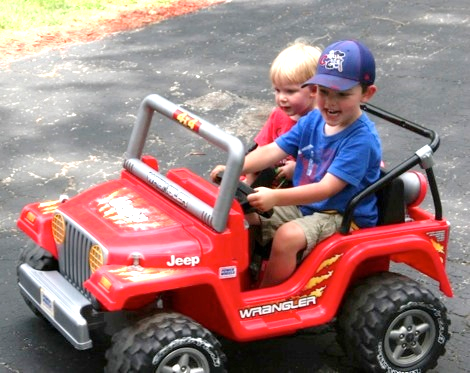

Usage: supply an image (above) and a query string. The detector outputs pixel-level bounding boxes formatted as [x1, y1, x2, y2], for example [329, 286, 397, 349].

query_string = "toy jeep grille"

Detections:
[57, 216, 94, 299]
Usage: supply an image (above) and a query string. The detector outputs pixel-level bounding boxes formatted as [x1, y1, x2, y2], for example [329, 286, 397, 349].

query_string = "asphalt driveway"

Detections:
[1, 0, 469, 372]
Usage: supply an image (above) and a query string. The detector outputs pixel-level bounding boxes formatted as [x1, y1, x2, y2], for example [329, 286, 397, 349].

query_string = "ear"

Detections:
[308, 85, 318, 100]
[304, 84, 317, 97]
[361, 85, 377, 103]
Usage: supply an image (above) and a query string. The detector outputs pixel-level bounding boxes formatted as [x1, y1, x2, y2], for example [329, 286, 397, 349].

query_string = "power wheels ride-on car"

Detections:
[17, 94, 452, 372]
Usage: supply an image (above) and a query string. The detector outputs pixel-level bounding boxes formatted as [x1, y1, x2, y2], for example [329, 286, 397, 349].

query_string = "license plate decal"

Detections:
[40, 288, 55, 318]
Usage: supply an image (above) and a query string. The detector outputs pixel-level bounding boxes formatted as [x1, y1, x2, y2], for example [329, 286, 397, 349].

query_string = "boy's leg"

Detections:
[256, 205, 302, 245]
[260, 212, 343, 288]
[259, 221, 307, 288]
[245, 212, 261, 226]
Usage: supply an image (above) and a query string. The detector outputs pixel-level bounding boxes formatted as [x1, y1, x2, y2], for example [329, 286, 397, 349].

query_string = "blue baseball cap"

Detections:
[303, 40, 375, 91]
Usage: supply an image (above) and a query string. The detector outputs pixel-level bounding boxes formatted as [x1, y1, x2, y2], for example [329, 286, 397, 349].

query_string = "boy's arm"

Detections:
[210, 142, 287, 181]
[247, 173, 346, 212]
[243, 142, 287, 174]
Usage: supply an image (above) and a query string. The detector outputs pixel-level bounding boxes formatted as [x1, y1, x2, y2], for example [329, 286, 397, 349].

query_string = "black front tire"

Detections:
[336, 272, 450, 373]
[17, 244, 58, 319]
[105, 312, 227, 373]
[18, 243, 58, 272]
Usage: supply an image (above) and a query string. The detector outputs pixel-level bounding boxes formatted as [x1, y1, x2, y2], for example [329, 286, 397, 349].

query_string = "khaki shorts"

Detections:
[259, 205, 343, 258]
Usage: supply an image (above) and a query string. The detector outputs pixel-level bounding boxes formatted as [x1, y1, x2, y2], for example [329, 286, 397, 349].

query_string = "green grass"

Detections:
[0, 0, 173, 31]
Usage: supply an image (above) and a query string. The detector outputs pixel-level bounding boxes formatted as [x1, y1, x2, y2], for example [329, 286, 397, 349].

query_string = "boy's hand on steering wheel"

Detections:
[212, 170, 274, 218]
[247, 187, 278, 213]
[210, 165, 226, 182]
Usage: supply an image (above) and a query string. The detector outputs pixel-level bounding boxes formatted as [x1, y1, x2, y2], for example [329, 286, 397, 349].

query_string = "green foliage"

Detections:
[0, 0, 172, 31]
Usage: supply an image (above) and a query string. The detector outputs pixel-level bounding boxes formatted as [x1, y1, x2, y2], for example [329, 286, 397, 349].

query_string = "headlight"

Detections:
[52, 214, 66, 244]
[89, 244, 105, 273]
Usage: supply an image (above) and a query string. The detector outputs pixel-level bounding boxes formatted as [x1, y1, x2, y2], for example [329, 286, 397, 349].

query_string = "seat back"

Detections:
[376, 174, 406, 226]
[376, 169, 428, 226]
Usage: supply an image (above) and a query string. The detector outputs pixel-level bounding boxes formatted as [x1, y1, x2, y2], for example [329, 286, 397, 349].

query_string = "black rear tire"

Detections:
[336, 272, 450, 373]
[105, 312, 227, 373]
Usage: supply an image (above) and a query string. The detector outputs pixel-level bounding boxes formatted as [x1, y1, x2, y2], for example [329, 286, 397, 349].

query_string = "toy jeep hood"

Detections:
[46, 94, 248, 270]
[55, 177, 203, 266]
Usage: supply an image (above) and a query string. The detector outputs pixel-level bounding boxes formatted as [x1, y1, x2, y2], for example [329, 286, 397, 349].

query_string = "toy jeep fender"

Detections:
[17, 94, 452, 372]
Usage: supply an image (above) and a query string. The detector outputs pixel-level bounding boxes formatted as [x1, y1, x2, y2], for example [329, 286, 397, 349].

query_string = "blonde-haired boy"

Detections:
[246, 40, 322, 185]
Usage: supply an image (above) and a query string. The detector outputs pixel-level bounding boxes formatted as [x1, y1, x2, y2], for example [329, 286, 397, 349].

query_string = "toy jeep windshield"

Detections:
[17, 94, 452, 373]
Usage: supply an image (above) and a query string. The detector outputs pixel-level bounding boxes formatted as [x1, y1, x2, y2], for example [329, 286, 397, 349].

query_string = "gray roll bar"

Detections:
[124, 94, 245, 233]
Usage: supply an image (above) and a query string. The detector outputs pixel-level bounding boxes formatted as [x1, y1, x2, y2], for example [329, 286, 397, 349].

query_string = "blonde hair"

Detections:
[270, 39, 322, 85]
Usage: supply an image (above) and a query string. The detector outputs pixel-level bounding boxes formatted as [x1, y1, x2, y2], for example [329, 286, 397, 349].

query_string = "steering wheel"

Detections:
[214, 172, 273, 218]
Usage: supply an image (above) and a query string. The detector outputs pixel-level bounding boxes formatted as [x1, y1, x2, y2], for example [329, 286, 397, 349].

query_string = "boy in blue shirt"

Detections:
[211, 40, 382, 288]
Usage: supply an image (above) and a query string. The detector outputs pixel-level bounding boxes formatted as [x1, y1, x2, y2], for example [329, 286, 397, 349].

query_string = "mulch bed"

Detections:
[0, 0, 223, 68]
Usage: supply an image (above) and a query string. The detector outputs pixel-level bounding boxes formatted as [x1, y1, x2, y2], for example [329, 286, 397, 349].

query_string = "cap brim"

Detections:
[302, 73, 359, 91]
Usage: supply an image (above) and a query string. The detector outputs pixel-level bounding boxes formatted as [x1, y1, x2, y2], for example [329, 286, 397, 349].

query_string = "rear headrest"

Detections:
[400, 171, 427, 207]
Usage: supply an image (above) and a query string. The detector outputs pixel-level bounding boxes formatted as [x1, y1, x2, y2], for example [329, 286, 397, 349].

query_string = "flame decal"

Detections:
[298, 253, 344, 299]
[304, 271, 333, 289]
[308, 286, 326, 298]
[38, 200, 61, 214]
[93, 187, 177, 231]
[316, 254, 343, 273]
[109, 266, 175, 282]
[430, 239, 444, 254]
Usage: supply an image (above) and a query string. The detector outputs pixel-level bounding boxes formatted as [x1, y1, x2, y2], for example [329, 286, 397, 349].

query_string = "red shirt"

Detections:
[254, 107, 297, 146]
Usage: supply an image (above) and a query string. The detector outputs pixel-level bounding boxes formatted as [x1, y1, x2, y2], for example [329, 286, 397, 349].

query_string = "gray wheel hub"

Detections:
[384, 309, 436, 367]
[156, 347, 210, 373]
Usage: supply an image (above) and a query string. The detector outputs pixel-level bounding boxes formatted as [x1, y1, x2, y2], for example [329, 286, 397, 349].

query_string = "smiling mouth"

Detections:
[326, 109, 340, 115]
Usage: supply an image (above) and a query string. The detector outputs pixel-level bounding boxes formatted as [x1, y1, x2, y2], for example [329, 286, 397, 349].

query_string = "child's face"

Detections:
[273, 80, 316, 121]
[316, 84, 376, 128]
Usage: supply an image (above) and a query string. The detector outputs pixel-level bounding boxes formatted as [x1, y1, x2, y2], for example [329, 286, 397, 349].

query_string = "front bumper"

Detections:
[18, 263, 93, 350]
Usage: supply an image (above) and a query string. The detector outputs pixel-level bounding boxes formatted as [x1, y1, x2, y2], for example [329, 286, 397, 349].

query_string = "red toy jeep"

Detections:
[17, 94, 452, 372]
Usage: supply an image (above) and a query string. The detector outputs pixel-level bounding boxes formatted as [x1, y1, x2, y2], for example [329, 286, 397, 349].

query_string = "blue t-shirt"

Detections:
[275, 109, 382, 227]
